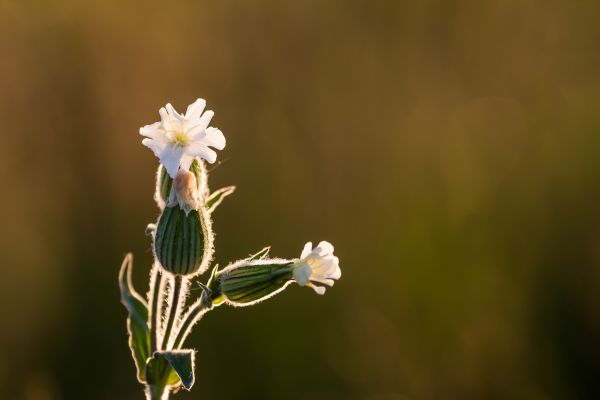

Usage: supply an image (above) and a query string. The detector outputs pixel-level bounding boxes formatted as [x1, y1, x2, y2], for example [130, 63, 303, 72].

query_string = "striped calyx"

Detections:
[153, 205, 213, 275]
[209, 260, 295, 306]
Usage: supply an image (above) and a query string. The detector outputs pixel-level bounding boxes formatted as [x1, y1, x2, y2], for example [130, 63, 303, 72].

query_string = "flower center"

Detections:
[169, 131, 189, 147]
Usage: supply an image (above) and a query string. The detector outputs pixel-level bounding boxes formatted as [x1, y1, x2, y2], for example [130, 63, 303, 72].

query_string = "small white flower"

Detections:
[293, 241, 341, 295]
[140, 98, 226, 178]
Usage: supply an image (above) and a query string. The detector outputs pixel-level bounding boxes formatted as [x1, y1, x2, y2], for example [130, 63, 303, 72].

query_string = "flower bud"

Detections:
[153, 205, 213, 276]
[209, 260, 295, 306]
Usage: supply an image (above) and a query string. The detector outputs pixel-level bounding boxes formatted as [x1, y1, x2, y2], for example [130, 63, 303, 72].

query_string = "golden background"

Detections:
[1, 1, 599, 399]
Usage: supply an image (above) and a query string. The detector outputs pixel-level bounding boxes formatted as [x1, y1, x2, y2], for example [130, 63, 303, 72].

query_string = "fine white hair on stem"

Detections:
[172, 294, 212, 349]
[166, 276, 191, 350]
[156, 270, 170, 346]
[160, 273, 192, 351]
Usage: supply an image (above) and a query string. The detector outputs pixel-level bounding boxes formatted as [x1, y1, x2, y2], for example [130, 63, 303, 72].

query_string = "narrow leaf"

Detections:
[205, 186, 235, 212]
[119, 254, 151, 383]
[247, 246, 271, 260]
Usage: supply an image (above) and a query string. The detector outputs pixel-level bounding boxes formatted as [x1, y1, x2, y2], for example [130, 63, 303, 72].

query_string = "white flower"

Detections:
[140, 98, 226, 178]
[293, 241, 341, 295]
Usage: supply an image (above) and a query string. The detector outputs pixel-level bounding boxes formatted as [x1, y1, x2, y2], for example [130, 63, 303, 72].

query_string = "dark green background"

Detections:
[1, 1, 600, 399]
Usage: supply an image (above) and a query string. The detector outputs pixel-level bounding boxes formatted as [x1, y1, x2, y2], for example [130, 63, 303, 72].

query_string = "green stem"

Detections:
[172, 294, 212, 349]
[162, 275, 184, 350]
[146, 383, 169, 400]
[149, 266, 162, 353]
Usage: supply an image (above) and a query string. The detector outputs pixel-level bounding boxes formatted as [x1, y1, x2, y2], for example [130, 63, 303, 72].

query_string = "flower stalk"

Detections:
[172, 288, 212, 349]
[149, 266, 162, 353]
[161, 275, 185, 350]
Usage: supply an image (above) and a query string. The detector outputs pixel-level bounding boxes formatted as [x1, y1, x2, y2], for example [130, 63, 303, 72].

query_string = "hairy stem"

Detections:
[172, 293, 212, 349]
[149, 266, 163, 353]
[162, 275, 184, 350]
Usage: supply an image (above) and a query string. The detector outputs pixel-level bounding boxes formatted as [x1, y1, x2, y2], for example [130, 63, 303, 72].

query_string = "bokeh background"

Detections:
[1, 1, 600, 399]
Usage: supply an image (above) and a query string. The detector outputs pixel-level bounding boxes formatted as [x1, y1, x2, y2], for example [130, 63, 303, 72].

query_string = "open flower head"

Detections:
[293, 241, 341, 294]
[140, 99, 226, 178]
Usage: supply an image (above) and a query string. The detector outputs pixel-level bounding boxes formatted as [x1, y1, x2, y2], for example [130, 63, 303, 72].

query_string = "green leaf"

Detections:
[205, 186, 235, 212]
[146, 350, 196, 390]
[118, 254, 151, 383]
[247, 246, 271, 261]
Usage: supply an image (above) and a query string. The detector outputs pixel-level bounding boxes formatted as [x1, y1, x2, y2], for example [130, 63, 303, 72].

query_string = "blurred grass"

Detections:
[1, 0, 600, 399]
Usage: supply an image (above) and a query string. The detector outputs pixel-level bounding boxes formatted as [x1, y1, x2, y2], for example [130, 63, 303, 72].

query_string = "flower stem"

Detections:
[162, 274, 184, 350]
[146, 384, 169, 400]
[149, 266, 162, 353]
[172, 294, 212, 349]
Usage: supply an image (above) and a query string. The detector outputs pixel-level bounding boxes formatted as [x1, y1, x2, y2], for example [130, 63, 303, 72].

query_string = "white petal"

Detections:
[315, 241, 334, 256]
[159, 145, 185, 178]
[159, 106, 169, 121]
[204, 127, 226, 150]
[187, 110, 215, 139]
[311, 277, 335, 287]
[179, 155, 194, 171]
[329, 262, 341, 280]
[165, 103, 184, 120]
[198, 110, 214, 131]
[293, 262, 311, 286]
[300, 242, 313, 259]
[184, 121, 205, 135]
[160, 109, 178, 132]
[186, 143, 217, 163]
[141, 138, 166, 158]
[308, 283, 326, 295]
[139, 122, 162, 138]
[185, 98, 206, 119]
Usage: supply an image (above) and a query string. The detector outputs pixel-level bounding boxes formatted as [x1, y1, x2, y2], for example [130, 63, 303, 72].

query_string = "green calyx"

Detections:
[211, 260, 295, 306]
[153, 205, 213, 276]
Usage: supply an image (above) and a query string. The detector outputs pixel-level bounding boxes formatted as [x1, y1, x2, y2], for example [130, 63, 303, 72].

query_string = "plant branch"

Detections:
[149, 266, 162, 353]
[162, 274, 184, 350]
[172, 287, 213, 349]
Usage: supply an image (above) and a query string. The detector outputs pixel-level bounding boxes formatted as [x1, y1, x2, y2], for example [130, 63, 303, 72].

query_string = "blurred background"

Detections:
[1, 0, 600, 399]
